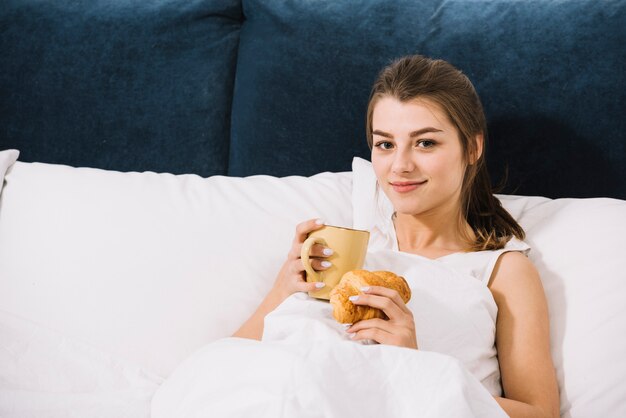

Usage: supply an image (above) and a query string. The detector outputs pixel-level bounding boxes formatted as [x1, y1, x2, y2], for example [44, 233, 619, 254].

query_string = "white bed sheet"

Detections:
[0, 310, 162, 418]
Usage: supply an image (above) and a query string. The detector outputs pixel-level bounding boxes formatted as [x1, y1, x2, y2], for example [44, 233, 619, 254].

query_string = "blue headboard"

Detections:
[2, 0, 625, 199]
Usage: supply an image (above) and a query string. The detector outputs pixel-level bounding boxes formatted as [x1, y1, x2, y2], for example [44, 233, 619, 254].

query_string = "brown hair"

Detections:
[366, 55, 524, 251]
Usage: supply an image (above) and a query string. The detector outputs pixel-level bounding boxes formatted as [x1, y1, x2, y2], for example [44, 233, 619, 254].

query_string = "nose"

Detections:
[391, 148, 415, 174]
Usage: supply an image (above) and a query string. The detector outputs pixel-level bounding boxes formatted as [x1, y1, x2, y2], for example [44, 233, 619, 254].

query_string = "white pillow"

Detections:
[511, 197, 626, 418]
[351, 157, 626, 418]
[0, 157, 353, 378]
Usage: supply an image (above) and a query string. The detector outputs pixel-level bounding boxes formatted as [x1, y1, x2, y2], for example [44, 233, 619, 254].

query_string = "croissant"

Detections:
[329, 269, 411, 324]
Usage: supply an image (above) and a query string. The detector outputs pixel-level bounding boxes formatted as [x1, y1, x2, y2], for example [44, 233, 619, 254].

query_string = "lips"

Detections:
[389, 180, 427, 193]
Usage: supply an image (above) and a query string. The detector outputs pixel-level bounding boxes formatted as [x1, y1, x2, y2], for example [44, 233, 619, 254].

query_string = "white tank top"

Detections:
[351, 157, 531, 396]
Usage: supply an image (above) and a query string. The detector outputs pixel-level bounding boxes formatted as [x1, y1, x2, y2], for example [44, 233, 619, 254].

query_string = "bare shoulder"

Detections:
[488, 250, 543, 302]
[489, 251, 546, 314]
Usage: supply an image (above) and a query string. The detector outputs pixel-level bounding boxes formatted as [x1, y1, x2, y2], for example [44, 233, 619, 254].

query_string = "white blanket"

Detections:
[151, 293, 507, 418]
[0, 310, 162, 418]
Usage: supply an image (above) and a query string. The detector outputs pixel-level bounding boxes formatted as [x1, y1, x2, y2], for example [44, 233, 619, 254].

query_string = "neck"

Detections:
[393, 203, 473, 258]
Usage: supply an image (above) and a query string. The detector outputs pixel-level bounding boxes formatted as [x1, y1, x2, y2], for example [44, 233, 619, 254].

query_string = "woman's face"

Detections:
[371, 96, 467, 218]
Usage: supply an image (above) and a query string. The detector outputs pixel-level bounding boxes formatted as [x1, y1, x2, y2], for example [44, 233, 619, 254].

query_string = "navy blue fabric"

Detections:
[230, 0, 626, 199]
[0, 0, 241, 176]
[1, 0, 625, 199]
[424, 0, 626, 199]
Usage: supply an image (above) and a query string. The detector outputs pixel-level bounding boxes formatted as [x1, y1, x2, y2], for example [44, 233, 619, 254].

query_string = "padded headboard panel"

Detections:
[229, 0, 626, 199]
[2, 0, 625, 199]
[0, 0, 242, 176]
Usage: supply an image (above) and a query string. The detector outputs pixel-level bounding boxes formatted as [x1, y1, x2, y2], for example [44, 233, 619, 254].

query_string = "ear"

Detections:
[470, 133, 484, 165]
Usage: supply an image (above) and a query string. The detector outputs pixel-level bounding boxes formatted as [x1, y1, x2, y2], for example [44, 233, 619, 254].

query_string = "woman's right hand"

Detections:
[271, 218, 334, 301]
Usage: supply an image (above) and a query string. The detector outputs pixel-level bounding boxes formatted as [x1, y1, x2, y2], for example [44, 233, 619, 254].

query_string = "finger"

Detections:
[309, 243, 334, 258]
[294, 218, 325, 243]
[348, 293, 405, 320]
[289, 243, 333, 259]
[298, 258, 332, 272]
[309, 258, 332, 271]
[290, 258, 332, 275]
[294, 277, 326, 293]
[360, 286, 412, 315]
[346, 318, 389, 334]
[348, 327, 392, 345]
[348, 322, 417, 349]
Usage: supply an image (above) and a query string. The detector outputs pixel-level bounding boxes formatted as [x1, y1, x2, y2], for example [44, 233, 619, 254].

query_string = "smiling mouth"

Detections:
[390, 181, 427, 193]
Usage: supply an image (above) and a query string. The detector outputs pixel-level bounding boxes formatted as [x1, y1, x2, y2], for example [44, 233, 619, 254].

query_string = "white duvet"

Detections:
[1, 247, 509, 418]
[151, 291, 507, 418]
[0, 310, 162, 418]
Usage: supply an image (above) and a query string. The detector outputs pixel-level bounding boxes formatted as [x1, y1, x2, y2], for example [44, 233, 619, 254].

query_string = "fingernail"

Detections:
[315, 282, 326, 288]
[322, 248, 334, 256]
[321, 261, 332, 268]
[348, 333, 356, 339]
[349, 295, 359, 302]
[360, 286, 370, 292]
[315, 219, 324, 225]
[342, 323, 352, 329]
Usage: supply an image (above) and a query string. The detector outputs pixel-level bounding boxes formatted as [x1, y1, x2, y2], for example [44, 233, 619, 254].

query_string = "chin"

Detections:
[392, 203, 426, 217]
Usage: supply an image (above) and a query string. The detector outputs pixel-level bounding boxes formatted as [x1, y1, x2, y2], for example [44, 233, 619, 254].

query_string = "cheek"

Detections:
[446, 159, 467, 186]
[427, 154, 466, 185]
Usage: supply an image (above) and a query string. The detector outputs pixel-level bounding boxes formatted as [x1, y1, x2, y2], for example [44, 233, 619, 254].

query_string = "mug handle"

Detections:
[300, 236, 327, 283]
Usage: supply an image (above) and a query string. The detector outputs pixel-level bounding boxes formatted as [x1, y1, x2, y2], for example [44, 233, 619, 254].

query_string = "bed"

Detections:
[1, 0, 625, 417]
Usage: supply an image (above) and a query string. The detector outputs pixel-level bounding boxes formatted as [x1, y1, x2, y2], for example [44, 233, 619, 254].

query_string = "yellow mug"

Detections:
[301, 225, 370, 300]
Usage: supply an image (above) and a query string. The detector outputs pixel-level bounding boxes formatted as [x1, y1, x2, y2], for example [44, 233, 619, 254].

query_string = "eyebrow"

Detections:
[372, 127, 443, 138]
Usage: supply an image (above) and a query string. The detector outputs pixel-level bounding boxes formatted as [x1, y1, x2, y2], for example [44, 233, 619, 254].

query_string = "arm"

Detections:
[488, 251, 560, 418]
[231, 218, 331, 340]
[231, 287, 287, 340]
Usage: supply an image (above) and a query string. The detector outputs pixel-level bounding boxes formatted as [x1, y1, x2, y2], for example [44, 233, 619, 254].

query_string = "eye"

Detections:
[417, 139, 436, 149]
[374, 141, 394, 150]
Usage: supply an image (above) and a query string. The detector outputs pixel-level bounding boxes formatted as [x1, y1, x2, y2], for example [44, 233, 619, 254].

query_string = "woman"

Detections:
[233, 55, 559, 417]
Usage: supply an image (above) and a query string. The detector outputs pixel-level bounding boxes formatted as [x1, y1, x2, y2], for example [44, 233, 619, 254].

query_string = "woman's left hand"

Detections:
[345, 286, 418, 350]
